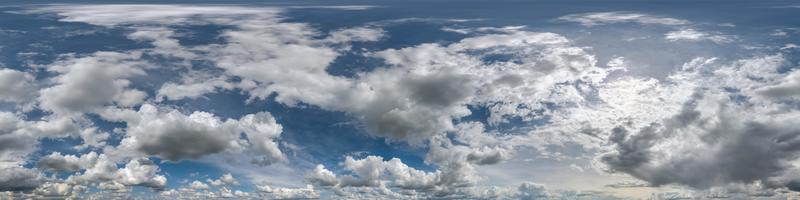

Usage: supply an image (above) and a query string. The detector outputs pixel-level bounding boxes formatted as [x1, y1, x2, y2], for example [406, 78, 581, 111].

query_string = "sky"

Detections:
[0, 0, 800, 199]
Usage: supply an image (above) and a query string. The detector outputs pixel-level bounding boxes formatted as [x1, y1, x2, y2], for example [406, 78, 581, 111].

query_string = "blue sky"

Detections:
[1, 1, 800, 199]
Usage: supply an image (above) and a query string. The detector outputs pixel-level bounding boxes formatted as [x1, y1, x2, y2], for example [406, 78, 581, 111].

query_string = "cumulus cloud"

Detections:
[0, 68, 37, 108]
[37, 152, 98, 172]
[114, 104, 244, 161]
[32, 182, 86, 199]
[306, 155, 441, 191]
[34, 151, 167, 193]
[0, 167, 41, 192]
[207, 173, 239, 186]
[594, 54, 800, 192]
[0, 112, 38, 166]
[238, 112, 285, 165]
[39, 52, 147, 114]
[557, 11, 689, 26]
[31, 4, 611, 150]
[1, 112, 104, 164]
[756, 70, 800, 100]
[306, 147, 511, 197]
[115, 158, 167, 188]
[18, 3, 800, 199]
[602, 94, 800, 189]
[256, 184, 320, 199]
[155, 71, 235, 101]
[190, 180, 210, 190]
[305, 165, 338, 187]
[101, 104, 284, 163]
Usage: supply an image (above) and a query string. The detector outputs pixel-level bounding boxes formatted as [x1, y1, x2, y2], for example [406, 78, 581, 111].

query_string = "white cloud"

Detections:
[96, 103, 286, 164]
[39, 52, 147, 115]
[256, 184, 320, 199]
[442, 26, 526, 34]
[238, 112, 285, 165]
[590, 54, 800, 192]
[557, 12, 689, 26]
[0, 69, 37, 109]
[37, 151, 99, 172]
[305, 165, 338, 187]
[0, 167, 41, 192]
[664, 28, 733, 43]
[115, 158, 167, 188]
[155, 71, 235, 101]
[190, 180, 209, 190]
[756, 70, 800, 100]
[32, 182, 86, 199]
[29, 5, 283, 27]
[30, 5, 612, 150]
[207, 173, 239, 187]
[113, 104, 245, 161]
[59, 153, 167, 190]
[325, 27, 385, 44]
[21, 4, 800, 198]
[127, 27, 197, 59]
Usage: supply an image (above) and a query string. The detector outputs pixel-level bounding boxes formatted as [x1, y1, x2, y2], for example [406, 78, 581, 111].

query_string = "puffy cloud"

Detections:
[207, 173, 239, 187]
[115, 158, 167, 188]
[339, 156, 387, 187]
[664, 28, 733, 43]
[0, 167, 41, 192]
[50, 152, 168, 191]
[32, 182, 86, 199]
[601, 93, 800, 189]
[155, 71, 235, 101]
[110, 104, 284, 163]
[343, 30, 610, 145]
[305, 165, 338, 187]
[25, 3, 800, 198]
[1, 112, 106, 165]
[37, 152, 98, 172]
[256, 184, 320, 199]
[39, 52, 147, 114]
[306, 151, 504, 196]
[33, 4, 610, 151]
[0, 68, 37, 108]
[756, 70, 800, 100]
[0, 112, 37, 166]
[557, 12, 689, 26]
[238, 112, 285, 165]
[116, 104, 243, 161]
[506, 52, 800, 195]
[190, 180, 210, 190]
[516, 182, 550, 200]
[383, 158, 439, 190]
[64, 153, 118, 185]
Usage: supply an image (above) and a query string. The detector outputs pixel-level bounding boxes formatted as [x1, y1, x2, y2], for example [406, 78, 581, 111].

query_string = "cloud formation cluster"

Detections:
[0, 3, 799, 199]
